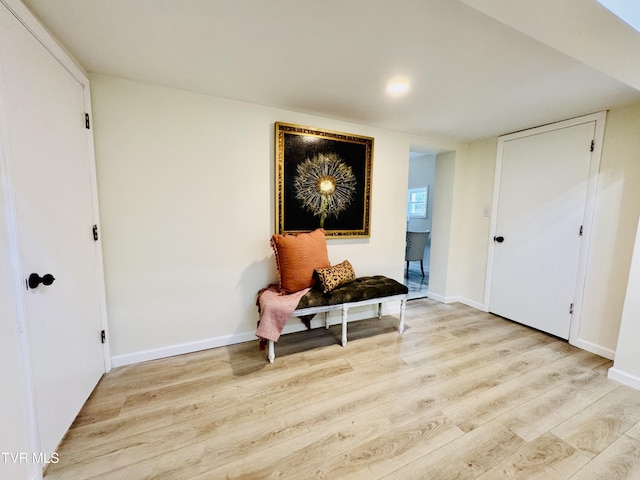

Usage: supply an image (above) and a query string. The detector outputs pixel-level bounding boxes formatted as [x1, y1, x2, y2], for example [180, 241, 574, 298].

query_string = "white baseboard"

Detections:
[455, 296, 488, 312]
[424, 292, 487, 312]
[111, 304, 401, 367]
[570, 337, 615, 360]
[424, 291, 449, 303]
[608, 367, 640, 391]
[110, 332, 257, 367]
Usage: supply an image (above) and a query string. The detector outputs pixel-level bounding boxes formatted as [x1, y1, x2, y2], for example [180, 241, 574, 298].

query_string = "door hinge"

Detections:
[101, 330, 106, 344]
[579, 225, 583, 236]
[85, 113, 91, 129]
[92, 224, 99, 241]
[590, 140, 595, 152]
[569, 303, 574, 315]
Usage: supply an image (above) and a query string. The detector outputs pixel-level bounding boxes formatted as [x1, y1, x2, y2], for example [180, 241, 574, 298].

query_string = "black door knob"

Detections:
[28, 273, 55, 289]
[494, 236, 505, 243]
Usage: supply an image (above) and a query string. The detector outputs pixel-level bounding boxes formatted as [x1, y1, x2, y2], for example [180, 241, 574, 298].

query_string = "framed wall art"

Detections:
[275, 122, 374, 238]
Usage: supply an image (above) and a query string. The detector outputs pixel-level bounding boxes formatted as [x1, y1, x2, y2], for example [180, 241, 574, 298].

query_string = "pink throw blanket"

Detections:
[256, 286, 310, 343]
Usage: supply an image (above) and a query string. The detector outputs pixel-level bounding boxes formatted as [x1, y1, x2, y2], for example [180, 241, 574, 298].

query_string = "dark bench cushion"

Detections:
[296, 275, 408, 309]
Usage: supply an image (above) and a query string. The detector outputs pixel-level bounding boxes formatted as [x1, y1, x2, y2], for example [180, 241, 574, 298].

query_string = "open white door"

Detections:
[0, 3, 107, 458]
[487, 115, 603, 339]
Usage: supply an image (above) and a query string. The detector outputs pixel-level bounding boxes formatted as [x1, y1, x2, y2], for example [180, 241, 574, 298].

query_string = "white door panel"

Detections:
[489, 122, 595, 339]
[0, 4, 105, 456]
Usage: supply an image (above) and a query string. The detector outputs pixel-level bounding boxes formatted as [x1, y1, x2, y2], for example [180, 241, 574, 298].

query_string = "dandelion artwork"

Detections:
[293, 153, 356, 228]
[275, 122, 373, 237]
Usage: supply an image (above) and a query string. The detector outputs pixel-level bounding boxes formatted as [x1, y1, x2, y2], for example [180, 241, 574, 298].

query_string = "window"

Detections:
[407, 186, 428, 218]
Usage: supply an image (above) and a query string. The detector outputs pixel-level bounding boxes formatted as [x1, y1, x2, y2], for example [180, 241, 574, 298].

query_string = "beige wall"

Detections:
[449, 138, 496, 306]
[429, 139, 496, 307]
[610, 218, 640, 388]
[89, 74, 462, 363]
[579, 103, 640, 354]
[428, 150, 458, 299]
[609, 218, 640, 389]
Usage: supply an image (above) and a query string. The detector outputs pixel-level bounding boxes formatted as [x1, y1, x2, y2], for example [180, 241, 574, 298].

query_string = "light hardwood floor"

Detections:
[45, 299, 640, 479]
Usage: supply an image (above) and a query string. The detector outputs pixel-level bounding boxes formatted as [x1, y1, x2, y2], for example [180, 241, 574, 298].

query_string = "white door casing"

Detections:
[0, 0, 109, 464]
[485, 112, 606, 341]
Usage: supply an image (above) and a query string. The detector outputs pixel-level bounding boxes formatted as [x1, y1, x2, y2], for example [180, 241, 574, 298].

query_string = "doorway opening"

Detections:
[404, 151, 436, 300]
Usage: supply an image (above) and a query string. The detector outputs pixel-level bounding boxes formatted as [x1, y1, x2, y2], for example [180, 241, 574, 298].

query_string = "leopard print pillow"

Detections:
[315, 260, 356, 293]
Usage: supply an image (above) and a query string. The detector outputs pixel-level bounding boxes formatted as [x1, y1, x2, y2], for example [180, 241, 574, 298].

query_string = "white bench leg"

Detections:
[268, 340, 275, 363]
[341, 303, 348, 347]
[399, 298, 406, 334]
[377, 302, 382, 319]
[325, 311, 330, 329]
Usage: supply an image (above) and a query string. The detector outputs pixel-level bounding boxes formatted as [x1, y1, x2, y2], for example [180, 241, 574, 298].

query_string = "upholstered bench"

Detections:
[256, 228, 409, 363]
[267, 275, 408, 363]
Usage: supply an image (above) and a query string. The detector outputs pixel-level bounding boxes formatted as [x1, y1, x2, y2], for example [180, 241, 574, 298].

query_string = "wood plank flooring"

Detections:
[45, 299, 640, 479]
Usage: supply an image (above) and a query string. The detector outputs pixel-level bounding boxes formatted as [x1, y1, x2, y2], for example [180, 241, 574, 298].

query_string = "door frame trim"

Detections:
[483, 111, 607, 346]
[1, 0, 89, 85]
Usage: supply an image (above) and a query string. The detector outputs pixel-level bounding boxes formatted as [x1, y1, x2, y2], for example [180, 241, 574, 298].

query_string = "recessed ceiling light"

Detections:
[386, 80, 410, 97]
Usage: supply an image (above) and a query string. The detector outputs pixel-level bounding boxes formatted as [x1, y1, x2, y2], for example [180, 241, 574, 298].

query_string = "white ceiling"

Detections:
[19, 0, 640, 142]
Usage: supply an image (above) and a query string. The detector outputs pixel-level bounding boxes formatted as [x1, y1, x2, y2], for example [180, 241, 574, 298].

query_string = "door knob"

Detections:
[494, 236, 505, 243]
[28, 273, 55, 289]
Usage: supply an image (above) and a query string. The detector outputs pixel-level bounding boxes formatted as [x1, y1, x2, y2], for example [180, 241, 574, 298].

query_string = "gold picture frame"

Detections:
[275, 122, 374, 238]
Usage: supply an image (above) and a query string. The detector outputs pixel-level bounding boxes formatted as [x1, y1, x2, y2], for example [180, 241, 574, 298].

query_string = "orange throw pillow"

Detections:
[271, 229, 330, 294]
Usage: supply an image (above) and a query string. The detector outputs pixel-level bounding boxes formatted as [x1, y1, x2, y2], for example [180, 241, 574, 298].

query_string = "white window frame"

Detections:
[407, 186, 428, 219]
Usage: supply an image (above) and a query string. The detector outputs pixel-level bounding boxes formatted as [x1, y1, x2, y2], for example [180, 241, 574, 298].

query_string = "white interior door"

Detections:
[489, 121, 596, 339]
[0, 4, 106, 456]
